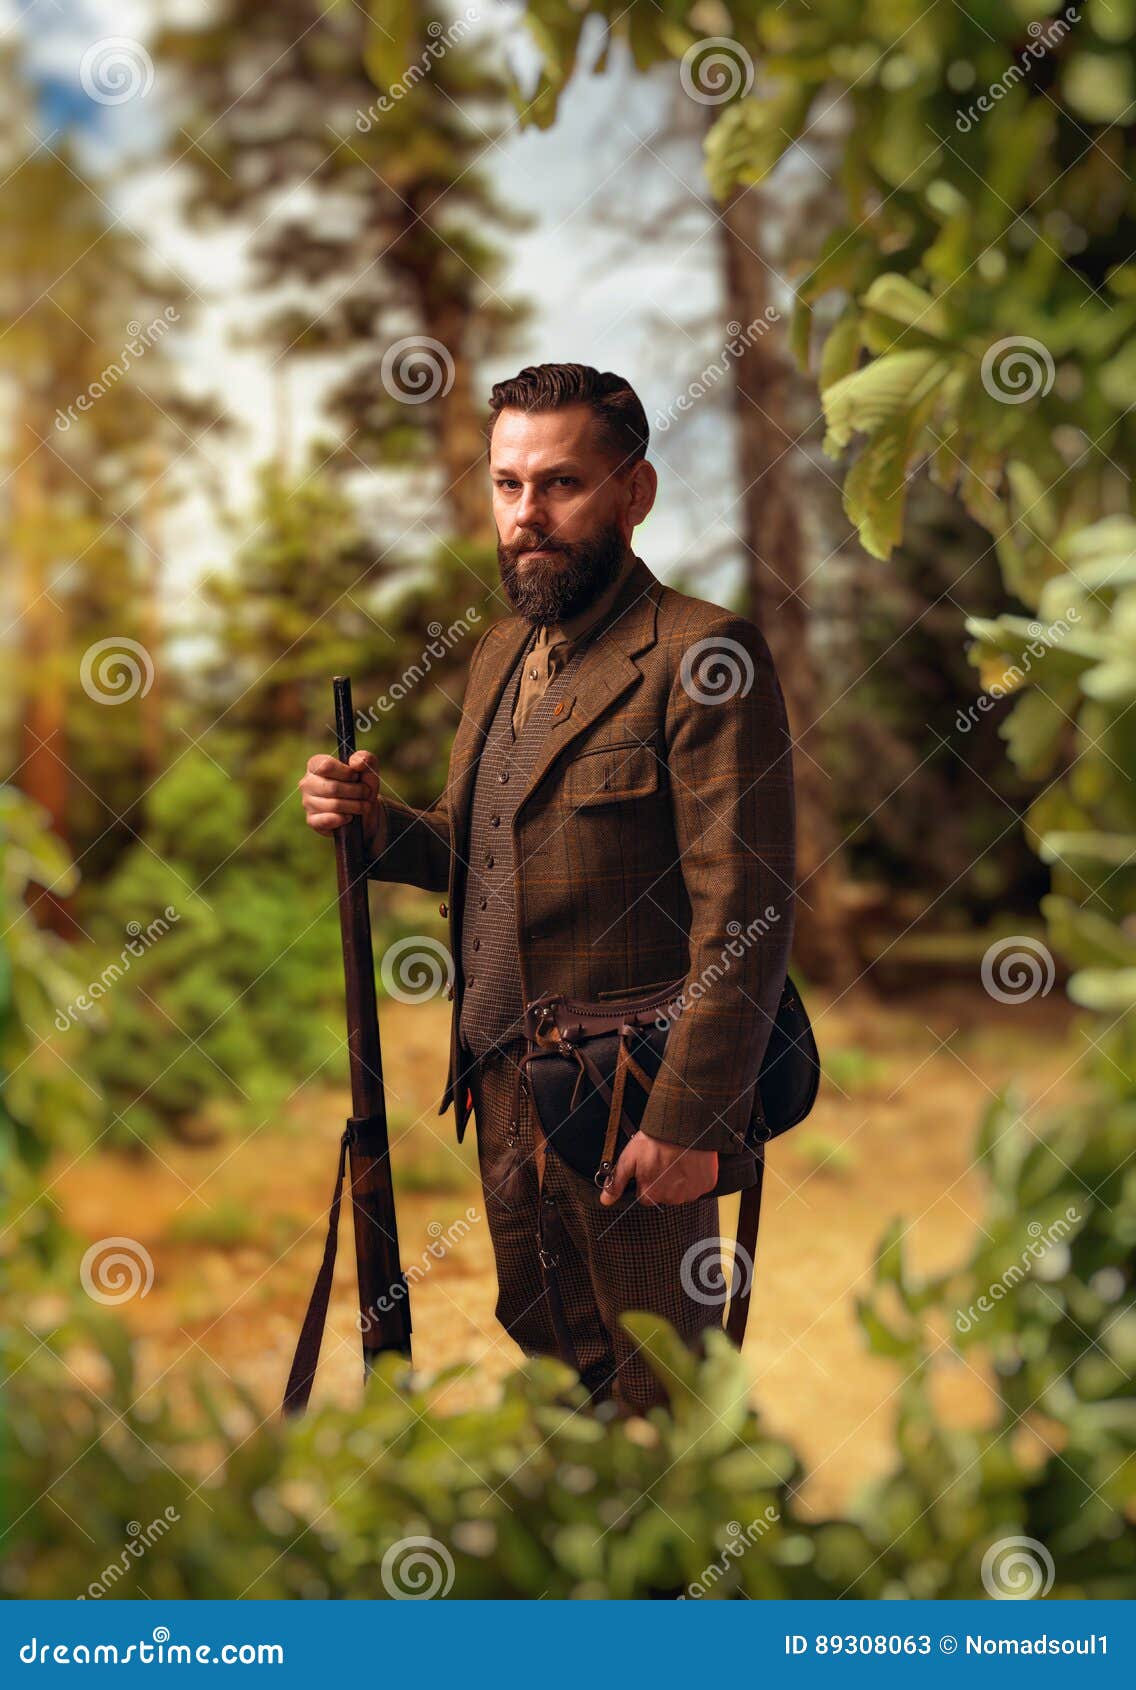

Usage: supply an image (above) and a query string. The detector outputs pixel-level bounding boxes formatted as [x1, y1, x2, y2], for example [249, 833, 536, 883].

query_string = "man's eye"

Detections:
[555, 477, 577, 487]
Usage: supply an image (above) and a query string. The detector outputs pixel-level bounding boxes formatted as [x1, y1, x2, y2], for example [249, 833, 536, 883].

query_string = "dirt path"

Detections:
[52, 982, 1083, 1514]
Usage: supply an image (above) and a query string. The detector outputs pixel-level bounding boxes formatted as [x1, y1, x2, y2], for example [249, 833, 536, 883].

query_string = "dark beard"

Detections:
[498, 522, 627, 625]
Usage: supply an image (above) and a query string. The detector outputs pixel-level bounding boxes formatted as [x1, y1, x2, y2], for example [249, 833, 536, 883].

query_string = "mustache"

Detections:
[506, 536, 570, 558]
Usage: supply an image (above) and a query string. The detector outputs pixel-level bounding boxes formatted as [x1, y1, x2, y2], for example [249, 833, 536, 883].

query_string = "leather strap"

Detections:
[725, 1142, 764, 1347]
[527, 1069, 582, 1374]
[282, 1125, 350, 1419]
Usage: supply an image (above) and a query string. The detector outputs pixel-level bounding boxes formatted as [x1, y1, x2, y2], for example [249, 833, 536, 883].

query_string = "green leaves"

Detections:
[704, 84, 814, 198]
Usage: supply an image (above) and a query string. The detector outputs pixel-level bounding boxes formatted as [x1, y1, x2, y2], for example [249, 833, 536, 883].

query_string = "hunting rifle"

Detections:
[282, 676, 412, 1417]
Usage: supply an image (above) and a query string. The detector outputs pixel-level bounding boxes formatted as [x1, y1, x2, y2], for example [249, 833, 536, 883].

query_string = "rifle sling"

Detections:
[282, 1125, 350, 1419]
[282, 1123, 765, 1418]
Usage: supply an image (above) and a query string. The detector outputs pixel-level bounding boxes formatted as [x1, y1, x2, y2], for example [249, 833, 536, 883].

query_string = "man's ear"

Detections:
[626, 457, 658, 528]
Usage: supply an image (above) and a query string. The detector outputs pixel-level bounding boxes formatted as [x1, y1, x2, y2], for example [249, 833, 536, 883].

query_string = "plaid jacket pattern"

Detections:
[367, 552, 797, 1157]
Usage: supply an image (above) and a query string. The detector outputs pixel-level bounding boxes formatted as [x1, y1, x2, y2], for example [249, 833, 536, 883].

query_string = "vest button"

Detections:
[554, 701, 564, 715]
[498, 771, 509, 784]
[479, 898, 487, 910]
[473, 938, 481, 951]
[490, 814, 500, 827]
[485, 853, 494, 868]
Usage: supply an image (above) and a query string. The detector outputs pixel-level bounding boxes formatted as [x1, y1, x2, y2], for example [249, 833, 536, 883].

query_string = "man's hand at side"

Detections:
[599, 1132, 717, 1207]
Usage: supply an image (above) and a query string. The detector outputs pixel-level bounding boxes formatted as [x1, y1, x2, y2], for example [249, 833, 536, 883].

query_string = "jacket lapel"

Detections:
[453, 554, 662, 846]
[446, 555, 662, 857]
[516, 593, 659, 816]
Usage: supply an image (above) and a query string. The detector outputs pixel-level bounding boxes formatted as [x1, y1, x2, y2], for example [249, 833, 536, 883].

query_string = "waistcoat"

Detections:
[458, 630, 590, 1068]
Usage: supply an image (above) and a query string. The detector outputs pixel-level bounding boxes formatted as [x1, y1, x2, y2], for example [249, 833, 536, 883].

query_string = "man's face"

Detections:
[489, 404, 654, 624]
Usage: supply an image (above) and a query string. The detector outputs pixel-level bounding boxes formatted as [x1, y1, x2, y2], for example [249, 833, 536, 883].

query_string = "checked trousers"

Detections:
[467, 1043, 723, 1415]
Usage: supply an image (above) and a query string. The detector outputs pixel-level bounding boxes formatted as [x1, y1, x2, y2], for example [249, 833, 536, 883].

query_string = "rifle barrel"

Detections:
[331, 676, 412, 1368]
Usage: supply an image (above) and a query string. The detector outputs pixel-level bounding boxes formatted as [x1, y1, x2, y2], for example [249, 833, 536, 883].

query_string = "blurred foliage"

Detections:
[856, 1081, 1136, 1597]
[513, 2, 1135, 571]
[824, 480, 1049, 915]
[157, 0, 530, 535]
[77, 750, 344, 1146]
[66, 468, 487, 1146]
[0, 790, 104, 1163]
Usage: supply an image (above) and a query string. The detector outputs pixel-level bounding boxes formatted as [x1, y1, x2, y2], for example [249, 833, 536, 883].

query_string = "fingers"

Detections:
[599, 1136, 640, 1206]
[299, 750, 381, 836]
[348, 750, 380, 798]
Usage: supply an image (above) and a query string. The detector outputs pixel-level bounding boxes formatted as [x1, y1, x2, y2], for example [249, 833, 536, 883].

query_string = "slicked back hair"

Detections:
[486, 363, 649, 474]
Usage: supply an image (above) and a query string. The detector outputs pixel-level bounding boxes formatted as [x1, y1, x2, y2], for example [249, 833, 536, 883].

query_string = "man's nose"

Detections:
[514, 485, 547, 530]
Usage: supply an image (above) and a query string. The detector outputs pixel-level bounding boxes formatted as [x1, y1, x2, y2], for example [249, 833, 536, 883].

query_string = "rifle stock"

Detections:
[282, 676, 411, 1417]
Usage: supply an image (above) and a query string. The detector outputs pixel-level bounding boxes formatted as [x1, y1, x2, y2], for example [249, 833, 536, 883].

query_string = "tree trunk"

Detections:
[13, 388, 75, 936]
[716, 184, 856, 986]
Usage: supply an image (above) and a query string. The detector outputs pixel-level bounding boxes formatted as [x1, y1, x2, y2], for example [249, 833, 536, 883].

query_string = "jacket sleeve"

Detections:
[365, 792, 452, 893]
[637, 615, 796, 1155]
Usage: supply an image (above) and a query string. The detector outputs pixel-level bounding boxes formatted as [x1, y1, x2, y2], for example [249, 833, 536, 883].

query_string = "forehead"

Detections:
[489, 405, 604, 472]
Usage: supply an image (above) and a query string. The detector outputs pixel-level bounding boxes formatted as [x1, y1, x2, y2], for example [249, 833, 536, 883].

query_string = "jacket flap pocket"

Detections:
[563, 740, 661, 806]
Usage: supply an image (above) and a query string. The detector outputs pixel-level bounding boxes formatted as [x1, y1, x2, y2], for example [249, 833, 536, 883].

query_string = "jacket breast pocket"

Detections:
[561, 739, 662, 807]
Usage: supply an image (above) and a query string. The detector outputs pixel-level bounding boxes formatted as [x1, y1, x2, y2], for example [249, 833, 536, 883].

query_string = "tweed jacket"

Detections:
[367, 551, 797, 1159]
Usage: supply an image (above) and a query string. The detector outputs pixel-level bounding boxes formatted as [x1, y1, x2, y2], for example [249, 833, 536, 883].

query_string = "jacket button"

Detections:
[439, 902, 448, 918]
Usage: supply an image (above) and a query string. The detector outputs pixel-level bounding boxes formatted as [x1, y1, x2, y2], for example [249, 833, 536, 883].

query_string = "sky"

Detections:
[5, 0, 753, 611]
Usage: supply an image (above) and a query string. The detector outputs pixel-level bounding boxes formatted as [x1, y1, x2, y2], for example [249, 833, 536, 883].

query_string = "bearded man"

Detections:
[300, 363, 796, 1413]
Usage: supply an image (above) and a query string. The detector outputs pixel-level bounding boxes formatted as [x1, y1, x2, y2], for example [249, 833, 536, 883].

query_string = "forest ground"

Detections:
[52, 980, 1081, 1516]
